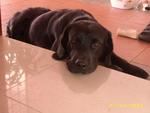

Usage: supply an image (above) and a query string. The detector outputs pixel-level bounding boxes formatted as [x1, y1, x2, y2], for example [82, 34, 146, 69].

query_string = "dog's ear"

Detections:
[52, 25, 70, 60]
[100, 31, 113, 66]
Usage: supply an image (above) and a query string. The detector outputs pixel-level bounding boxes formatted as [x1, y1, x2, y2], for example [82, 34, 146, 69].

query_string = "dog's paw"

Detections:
[133, 68, 149, 79]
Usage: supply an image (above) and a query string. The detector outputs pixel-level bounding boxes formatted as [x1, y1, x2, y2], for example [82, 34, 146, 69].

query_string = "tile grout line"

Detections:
[129, 45, 150, 63]
[6, 96, 42, 113]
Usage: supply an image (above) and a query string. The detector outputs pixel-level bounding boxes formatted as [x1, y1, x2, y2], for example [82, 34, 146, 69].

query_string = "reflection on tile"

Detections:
[0, 95, 40, 113]
[1, 37, 150, 113]
[0, 37, 55, 90]
[6, 62, 150, 113]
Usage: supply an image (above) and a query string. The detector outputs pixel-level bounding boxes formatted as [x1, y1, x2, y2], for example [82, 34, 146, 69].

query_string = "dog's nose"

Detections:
[75, 59, 87, 69]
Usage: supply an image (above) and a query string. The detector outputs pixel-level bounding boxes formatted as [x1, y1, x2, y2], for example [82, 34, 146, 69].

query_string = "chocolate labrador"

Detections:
[7, 7, 149, 79]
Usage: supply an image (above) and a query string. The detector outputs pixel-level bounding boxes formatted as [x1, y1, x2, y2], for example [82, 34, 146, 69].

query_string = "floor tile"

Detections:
[132, 47, 150, 67]
[113, 35, 149, 61]
[0, 94, 40, 113]
[5, 62, 150, 113]
[1, 1, 150, 113]
[0, 38, 55, 90]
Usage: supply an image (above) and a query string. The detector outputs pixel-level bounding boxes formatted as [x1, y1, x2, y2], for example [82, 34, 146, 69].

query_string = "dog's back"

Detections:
[7, 7, 50, 43]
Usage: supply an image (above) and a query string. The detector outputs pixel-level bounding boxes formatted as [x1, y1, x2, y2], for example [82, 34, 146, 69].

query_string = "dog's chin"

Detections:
[66, 62, 97, 74]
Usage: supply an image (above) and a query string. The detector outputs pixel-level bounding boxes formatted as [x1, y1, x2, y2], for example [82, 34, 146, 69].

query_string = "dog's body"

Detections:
[7, 7, 149, 78]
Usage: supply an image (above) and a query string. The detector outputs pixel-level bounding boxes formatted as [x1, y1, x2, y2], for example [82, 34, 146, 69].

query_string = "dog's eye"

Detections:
[92, 42, 101, 49]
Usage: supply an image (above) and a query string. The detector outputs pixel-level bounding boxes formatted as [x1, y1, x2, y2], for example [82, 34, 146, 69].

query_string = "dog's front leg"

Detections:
[111, 52, 149, 79]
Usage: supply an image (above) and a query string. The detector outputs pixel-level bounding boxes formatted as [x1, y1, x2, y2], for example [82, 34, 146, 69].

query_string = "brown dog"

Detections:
[7, 7, 149, 78]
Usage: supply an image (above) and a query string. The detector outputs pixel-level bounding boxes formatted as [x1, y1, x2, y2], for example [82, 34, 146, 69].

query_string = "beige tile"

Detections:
[0, 37, 55, 90]
[78, 0, 110, 4]
[5, 62, 150, 113]
[0, 37, 150, 113]
[0, 94, 40, 113]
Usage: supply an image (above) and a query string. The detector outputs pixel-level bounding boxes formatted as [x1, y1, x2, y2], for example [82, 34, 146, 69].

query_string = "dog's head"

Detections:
[53, 21, 113, 74]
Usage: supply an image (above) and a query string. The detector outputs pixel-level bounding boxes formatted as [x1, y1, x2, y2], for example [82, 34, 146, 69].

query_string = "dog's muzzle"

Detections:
[66, 57, 97, 74]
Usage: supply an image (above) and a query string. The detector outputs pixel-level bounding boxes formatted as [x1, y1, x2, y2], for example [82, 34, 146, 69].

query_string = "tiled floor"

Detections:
[0, 37, 150, 113]
[0, 1, 150, 112]
[0, 95, 40, 113]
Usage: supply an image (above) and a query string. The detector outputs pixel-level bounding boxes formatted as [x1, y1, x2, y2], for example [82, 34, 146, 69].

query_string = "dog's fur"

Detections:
[7, 7, 149, 79]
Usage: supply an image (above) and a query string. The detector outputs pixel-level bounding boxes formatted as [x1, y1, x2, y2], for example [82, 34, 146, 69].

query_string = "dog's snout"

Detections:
[75, 59, 87, 69]
[67, 55, 97, 74]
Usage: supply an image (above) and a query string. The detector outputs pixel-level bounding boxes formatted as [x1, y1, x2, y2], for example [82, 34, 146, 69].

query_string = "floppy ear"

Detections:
[100, 31, 113, 66]
[50, 10, 76, 60]
[52, 25, 70, 60]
